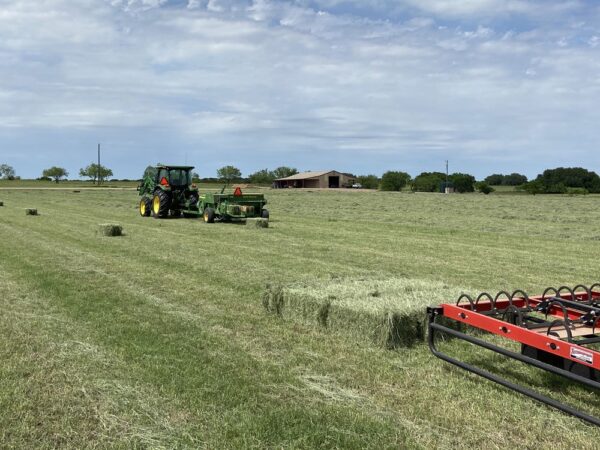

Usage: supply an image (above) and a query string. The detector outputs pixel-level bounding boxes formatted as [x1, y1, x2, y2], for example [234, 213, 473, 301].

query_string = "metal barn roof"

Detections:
[274, 171, 334, 181]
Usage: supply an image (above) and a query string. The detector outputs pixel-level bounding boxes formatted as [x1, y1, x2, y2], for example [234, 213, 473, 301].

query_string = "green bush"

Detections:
[566, 187, 588, 196]
[475, 182, 494, 195]
[380, 171, 411, 191]
[411, 172, 445, 192]
[357, 175, 379, 189]
[518, 180, 545, 195]
[449, 173, 475, 193]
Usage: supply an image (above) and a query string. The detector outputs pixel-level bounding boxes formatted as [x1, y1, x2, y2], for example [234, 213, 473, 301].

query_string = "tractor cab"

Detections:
[145, 165, 194, 190]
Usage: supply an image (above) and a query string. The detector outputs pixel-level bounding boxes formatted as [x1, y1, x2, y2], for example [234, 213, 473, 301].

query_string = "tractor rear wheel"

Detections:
[261, 209, 270, 219]
[152, 190, 170, 218]
[139, 197, 152, 217]
[203, 207, 215, 223]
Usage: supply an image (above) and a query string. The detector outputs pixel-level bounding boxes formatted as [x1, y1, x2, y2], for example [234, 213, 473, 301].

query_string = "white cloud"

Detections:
[2, 0, 600, 178]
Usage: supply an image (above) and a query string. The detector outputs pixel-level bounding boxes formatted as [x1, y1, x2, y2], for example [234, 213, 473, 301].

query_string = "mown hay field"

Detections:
[2, 187, 600, 448]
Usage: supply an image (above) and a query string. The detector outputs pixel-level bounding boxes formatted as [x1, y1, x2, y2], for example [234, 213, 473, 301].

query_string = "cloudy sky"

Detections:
[1, 0, 600, 179]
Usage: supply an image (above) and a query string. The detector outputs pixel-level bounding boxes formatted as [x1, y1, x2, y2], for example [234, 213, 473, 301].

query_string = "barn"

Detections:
[274, 171, 356, 189]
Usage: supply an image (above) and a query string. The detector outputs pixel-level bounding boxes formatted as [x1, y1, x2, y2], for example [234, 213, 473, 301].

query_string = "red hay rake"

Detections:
[427, 284, 600, 426]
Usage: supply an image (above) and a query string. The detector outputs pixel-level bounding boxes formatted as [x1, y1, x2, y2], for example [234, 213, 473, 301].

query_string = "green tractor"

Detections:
[199, 186, 268, 223]
[137, 165, 200, 218]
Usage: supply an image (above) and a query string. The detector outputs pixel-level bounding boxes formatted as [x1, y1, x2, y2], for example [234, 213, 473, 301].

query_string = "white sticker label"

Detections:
[570, 347, 594, 365]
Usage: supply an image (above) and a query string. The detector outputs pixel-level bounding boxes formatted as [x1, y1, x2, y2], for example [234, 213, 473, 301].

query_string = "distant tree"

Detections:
[192, 172, 200, 182]
[380, 171, 411, 191]
[217, 165, 242, 184]
[0, 164, 16, 180]
[42, 166, 68, 183]
[272, 166, 298, 179]
[536, 167, 600, 193]
[503, 173, 528, 186]
[412, 172, 446, 192]
[475, 181, 494, 195]
[484, 173, 527, 186]
[248, 169, 275, 185]
[79, 163, 113, 185]
[484, 174, 504, 185]
[357, 175, 379, 189]
[449, 173, 475, 193]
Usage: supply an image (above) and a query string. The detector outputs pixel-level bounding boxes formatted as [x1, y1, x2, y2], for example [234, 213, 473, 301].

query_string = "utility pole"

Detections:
[97, 143, 101, 185]
[445, 159, 449, 194]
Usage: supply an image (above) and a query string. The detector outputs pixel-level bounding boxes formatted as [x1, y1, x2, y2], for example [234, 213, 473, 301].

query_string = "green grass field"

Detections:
[2, 187, 600, 448]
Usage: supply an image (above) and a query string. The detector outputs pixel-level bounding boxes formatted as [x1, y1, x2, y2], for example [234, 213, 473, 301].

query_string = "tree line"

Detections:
[0, 163, 113, 184]
[3, 161, 600, 195]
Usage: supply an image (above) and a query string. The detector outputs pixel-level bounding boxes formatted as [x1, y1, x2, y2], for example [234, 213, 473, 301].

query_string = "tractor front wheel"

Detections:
[152, 191, 170, 218]
[203, 207, 215, 223]
[261, 209, 270, 219]
[139, 197, 152, 217]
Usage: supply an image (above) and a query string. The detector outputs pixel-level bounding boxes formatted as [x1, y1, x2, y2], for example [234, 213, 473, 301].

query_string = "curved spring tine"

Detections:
[494, 290, 513, 310]
[546, 319, 573, 343]
[502, 305, 523, 326]
[557, 285, 575, 301]
[475, 292, 494, 312]
[542, 287, 558, 301]
[589, 283, 600, 304]
[456, 293, 475, 311]
[572, 284, 591, 304]
[590, 283, 600, 292]
[510, 289, 530, 310]
[546, 300, 571, 323]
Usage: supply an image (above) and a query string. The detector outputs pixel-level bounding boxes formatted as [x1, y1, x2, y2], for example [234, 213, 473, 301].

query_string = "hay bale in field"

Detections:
[97, 223, 123, 237]
[0, 201, 3, 206]
[25, 208, 38, 216]
[262, 284, 284, 315]
[265, 277, 471, 349]
[247, 218, 269, 228]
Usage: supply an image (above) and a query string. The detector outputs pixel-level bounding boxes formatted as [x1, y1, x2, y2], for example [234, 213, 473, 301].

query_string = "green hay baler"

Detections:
[199, 186, 268, 223]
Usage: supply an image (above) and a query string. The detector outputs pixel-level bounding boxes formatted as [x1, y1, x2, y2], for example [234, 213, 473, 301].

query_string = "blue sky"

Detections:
[1, 0, 600, 179]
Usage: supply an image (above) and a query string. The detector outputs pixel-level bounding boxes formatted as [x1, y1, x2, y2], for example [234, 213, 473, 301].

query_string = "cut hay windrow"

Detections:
[97, 223, 123, 237]
[263, 277, 471, 349]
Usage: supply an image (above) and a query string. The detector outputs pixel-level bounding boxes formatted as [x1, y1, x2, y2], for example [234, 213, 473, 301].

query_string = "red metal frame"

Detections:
[440, 290, 600, 370]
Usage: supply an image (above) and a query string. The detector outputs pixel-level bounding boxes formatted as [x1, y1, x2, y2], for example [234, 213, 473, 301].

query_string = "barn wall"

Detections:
[275, 171, 356, 188]
[304, 179, 320, 188]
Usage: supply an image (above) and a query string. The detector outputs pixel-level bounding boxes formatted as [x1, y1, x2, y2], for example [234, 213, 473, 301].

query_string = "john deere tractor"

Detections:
[138, 165, 200, 218]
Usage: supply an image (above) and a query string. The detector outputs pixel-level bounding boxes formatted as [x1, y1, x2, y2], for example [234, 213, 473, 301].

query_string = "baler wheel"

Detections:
[152, 190, 170, 218]
[203, 207, 215, 223]
[139, 197, 152, 217]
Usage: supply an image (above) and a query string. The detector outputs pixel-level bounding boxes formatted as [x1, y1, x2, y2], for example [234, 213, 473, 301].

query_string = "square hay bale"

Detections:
[247, 218, 269, 228]
[97, 223, 123, 237]
[25, 208, 38, 216]
[263, 277, 471, 349]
